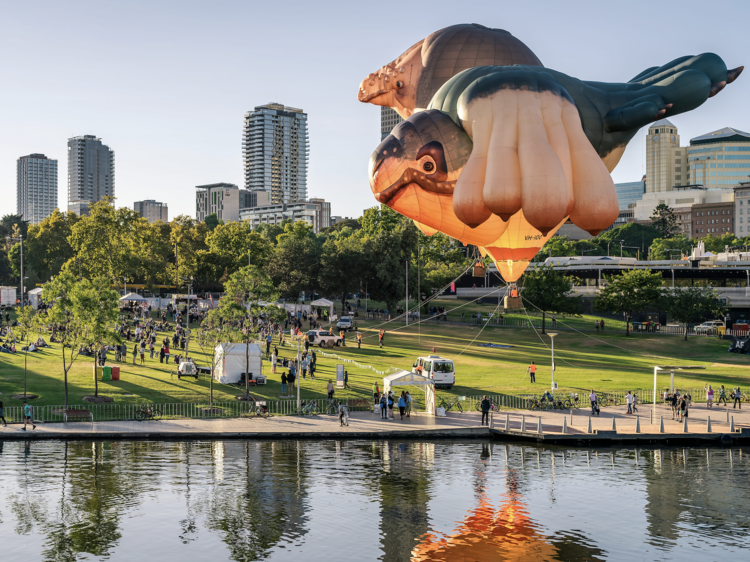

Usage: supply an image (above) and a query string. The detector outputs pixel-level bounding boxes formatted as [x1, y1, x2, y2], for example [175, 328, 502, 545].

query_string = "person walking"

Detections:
[480, 395, 491, 426]
[164, 343, 170, 364]
[327, 380, 335, 400]
[281, 372, 288, 397]
[132, 344, 138, 365]
[670, 391, 679, 420]
[149, 341, 155, 359]
[344, 370, 349, 389]
[0, 400, 7, 427]
[159, 345, 165, 364]
[626, 391, 633, 414]
[718, 385, 728, 406]
[379, 329, 385, 348]
[387, 392, 395, 420]
[301, 355, 309, 380]
[589, 390, 598, 415]
[528, 362, 536, 383]
[595, 320, 599, 332]
[140, 341, 146, 365]
[340, 330, 346, 347]
[272, 350, 278, 374]
[706, 384, 714, 409]
[22, 401, 35, 431]
[357, 333, 362, 348]
[734, 387, 742, 409]
[600, 319, 605, 331]
[405, 392, 412, 417]
[398, 392, 407, 420]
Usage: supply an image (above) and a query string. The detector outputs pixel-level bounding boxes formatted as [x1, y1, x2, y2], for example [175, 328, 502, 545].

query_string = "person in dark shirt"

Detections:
[480, 396, 491, 426]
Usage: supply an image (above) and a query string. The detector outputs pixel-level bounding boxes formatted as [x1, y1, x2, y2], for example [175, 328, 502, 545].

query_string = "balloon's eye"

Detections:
[423, 162, 434, 172]
[396, 81, 404, 88]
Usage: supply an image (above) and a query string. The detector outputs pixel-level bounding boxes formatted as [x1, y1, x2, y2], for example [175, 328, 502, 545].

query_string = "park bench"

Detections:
[64, 409, 93, 424]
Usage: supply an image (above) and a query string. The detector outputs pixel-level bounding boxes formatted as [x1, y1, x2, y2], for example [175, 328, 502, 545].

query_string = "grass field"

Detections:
[0, 310, 747, 408]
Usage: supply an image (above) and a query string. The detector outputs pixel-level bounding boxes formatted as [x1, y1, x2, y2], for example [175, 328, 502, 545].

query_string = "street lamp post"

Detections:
[620, 240, 625, 258]
[548, 333, 558, 396]
[405, 260, 408, 326]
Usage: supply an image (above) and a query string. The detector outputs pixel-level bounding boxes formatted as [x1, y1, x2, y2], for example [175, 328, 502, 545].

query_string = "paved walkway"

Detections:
[0, 403, 746, 441]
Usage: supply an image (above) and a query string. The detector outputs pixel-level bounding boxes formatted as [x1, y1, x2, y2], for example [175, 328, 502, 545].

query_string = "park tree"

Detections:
[42, 272, 119, 406]
[594, 269, 663, 336]
[597, 223, 661, 258]
[254, 221, 287, 244]
[196, 307, 228, 410]
[134, 220, 173, 289]
[23, 209, 80, 282]
[205, 222, 272, 278]
[650, 234, 692, 260]
[417, 232, 471, 299]
[520, 265, 583, 333]
[204, 213, 222, 231]
[169, 215, 209, 290]
[663, 286, 726, 341]
[698, 232, 739, 254]
[14, 305, 41, 399]
[538, 235, 576, 259]
[650, 204, 679, 238]
[319, 228, 369, 308]
[220, 266, 284, 400]
[0, 214, 29, 248]
[266, 221, 321, 302]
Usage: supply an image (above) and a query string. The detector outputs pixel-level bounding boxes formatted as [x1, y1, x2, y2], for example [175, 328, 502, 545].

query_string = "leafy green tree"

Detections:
[417, 232, 470, 298]
[169, 215, 209, 290]
[14, 305, 40, 399]
[77, 281, 121, 397]
[358, 205, 402, 237]
[134, 220, 172, 289]
[319, 228, 368, 308]
[538, 235, 577, 259]
[254, 221, 287, 243]
[697, 233, 739, 254]
[219, 266, 284, 400]
[196, 307, 228, 410]
[594, 269, 663, 336]
[205, 222, 272, 278]
[42, 272, 119, 405]
[266, 221, 321, 302]
[650, 234, 692, 260]
[204, 213, 221, 231]
[23, 209, 80, 282]
[663, 286, 726, 341]
[596, 222, 661, 257]
[0, 214, 28, 248]
[651, 203, 679, 238]
[521, 265, 583, 333]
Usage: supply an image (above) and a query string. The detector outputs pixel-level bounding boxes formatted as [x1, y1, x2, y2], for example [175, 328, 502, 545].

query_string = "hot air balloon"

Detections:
[363, 26, 742, 284]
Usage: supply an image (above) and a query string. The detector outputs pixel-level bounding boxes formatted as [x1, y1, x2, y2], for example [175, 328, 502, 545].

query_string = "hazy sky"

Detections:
[2, 0, 748, 220]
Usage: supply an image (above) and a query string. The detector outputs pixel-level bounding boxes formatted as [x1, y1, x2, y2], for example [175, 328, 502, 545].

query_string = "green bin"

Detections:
[102, 366, 112, 381]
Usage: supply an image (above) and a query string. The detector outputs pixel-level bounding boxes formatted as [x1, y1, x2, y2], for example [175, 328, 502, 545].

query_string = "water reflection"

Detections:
[0, 441, 748, 561]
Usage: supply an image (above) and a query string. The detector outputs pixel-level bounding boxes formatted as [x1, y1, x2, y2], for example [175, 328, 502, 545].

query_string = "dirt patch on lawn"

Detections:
[710, 362, 740, 368]
[11, 394, 39, 400]
[82, 395, 114, 404]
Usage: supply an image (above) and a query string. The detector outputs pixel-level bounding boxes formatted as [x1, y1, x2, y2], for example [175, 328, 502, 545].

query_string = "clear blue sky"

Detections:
[1, 0, 748, 220]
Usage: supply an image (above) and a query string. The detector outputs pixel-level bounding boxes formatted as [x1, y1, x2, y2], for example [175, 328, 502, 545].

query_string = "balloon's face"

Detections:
[368, 110, 511, 247]
[358, 40, 423, 119]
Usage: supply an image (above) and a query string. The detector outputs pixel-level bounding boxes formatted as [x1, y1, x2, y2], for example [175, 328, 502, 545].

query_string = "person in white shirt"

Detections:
[626, 391, 634, 414]
[589, 390, 598, 415]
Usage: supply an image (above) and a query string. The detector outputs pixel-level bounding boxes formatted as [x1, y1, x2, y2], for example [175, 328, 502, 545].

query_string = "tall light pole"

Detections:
[548, 333, 558, 396]
[7, 236, 24, 305]
[405, 260, 408, 326]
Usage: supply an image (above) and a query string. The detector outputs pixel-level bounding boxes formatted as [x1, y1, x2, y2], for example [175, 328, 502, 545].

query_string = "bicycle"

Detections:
[326, 399, 349, 416]
[475, 399, 499, 412]
[247, 401, 270, 418]
[439, 397, 463, 412]
[135, 405, 162, 421]
[598, 395, 620, 408]
[298, 401, 319, 415]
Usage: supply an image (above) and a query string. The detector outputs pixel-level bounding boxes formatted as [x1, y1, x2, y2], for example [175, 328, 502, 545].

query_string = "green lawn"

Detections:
[0, 313, 747, 407]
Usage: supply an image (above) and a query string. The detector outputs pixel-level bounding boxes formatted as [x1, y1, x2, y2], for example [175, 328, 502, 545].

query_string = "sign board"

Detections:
[552, 382, 558, 390]
[336, 364, 345, 388]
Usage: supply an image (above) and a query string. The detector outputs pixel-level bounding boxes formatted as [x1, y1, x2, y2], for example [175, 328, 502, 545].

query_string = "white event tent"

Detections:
[310, 298, 335, 323]
[383, 370, 436, 415]
[119, 292, 147, 303]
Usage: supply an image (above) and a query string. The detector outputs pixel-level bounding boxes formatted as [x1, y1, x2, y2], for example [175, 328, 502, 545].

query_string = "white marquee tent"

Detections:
[310, 298, 335, 323]
[214, 343, 263, 384]
[119, 292, 147, 303]
[383, 370, 436, 415]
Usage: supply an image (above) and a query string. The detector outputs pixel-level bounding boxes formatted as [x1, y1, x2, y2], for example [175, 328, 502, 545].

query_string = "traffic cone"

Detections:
[537, 417, 543, 434]
[586, 416, 592, 434]
[521, 415, 526, 432]
[611, 417, 617, 432]
[562, 416, 568, 434]
[706, 416, 712, 433]
[635, 415, 641, 434]
[659, 416, 664, 433]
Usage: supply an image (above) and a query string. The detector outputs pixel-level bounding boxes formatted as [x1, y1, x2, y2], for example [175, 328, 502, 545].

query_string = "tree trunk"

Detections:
[626, 316, 630, 337]
[245, 337, 250, 401]
[63, 349, 69, 407]
[684, 323, 689, 342]
[541, 311, 546, 335]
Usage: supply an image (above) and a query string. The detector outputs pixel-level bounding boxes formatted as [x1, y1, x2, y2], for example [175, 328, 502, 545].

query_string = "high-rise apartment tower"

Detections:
[67, 135, 115, 214]
[243, 103, 309, 204]
[17, 154, 58, 225]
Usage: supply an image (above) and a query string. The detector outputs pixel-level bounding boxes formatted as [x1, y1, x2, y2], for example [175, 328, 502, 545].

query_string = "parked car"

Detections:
[412, 355, 456, 389]
[336, 316, 353, 331]
[694, 320, 725, 334]
[306, 329, 343, 348]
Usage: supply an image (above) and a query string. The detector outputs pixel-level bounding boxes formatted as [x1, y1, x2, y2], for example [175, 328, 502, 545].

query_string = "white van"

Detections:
[412, 355, 455, 389]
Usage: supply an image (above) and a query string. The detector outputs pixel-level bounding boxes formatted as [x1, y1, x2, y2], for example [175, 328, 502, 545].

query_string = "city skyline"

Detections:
[1, 0, 748, 221]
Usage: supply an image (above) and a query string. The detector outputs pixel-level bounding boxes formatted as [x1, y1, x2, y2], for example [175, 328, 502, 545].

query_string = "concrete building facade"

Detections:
[381, 107, 403, 140]
[17, 153, 57, 225]
[243, 103, 309, 204]
[645, 119, 687, 193]
[631, 187, 735, 225]
[67, 135, 115, 214]
[196, 183, 241, 223]
[733, 183, 750, 236]
[134, 200, 168, 224]
[240, 198, 331, 233]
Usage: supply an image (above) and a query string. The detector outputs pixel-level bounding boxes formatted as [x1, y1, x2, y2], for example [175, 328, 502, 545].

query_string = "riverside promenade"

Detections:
[0, 403, 748, 444]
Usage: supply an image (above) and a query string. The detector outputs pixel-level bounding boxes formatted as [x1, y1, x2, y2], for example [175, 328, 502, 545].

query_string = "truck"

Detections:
[0, 286, 17, 309]
[412, 355, 456, 389]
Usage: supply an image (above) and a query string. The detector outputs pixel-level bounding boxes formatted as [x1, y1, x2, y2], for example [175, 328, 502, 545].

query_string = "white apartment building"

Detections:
[196, 183, 241, 223]
[240, 198, 331, 233]
[734, 183, 750, 235]
[243, 103, 309, 204]
[17, 153, 57, 224]
[67, 135, 114, 214]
